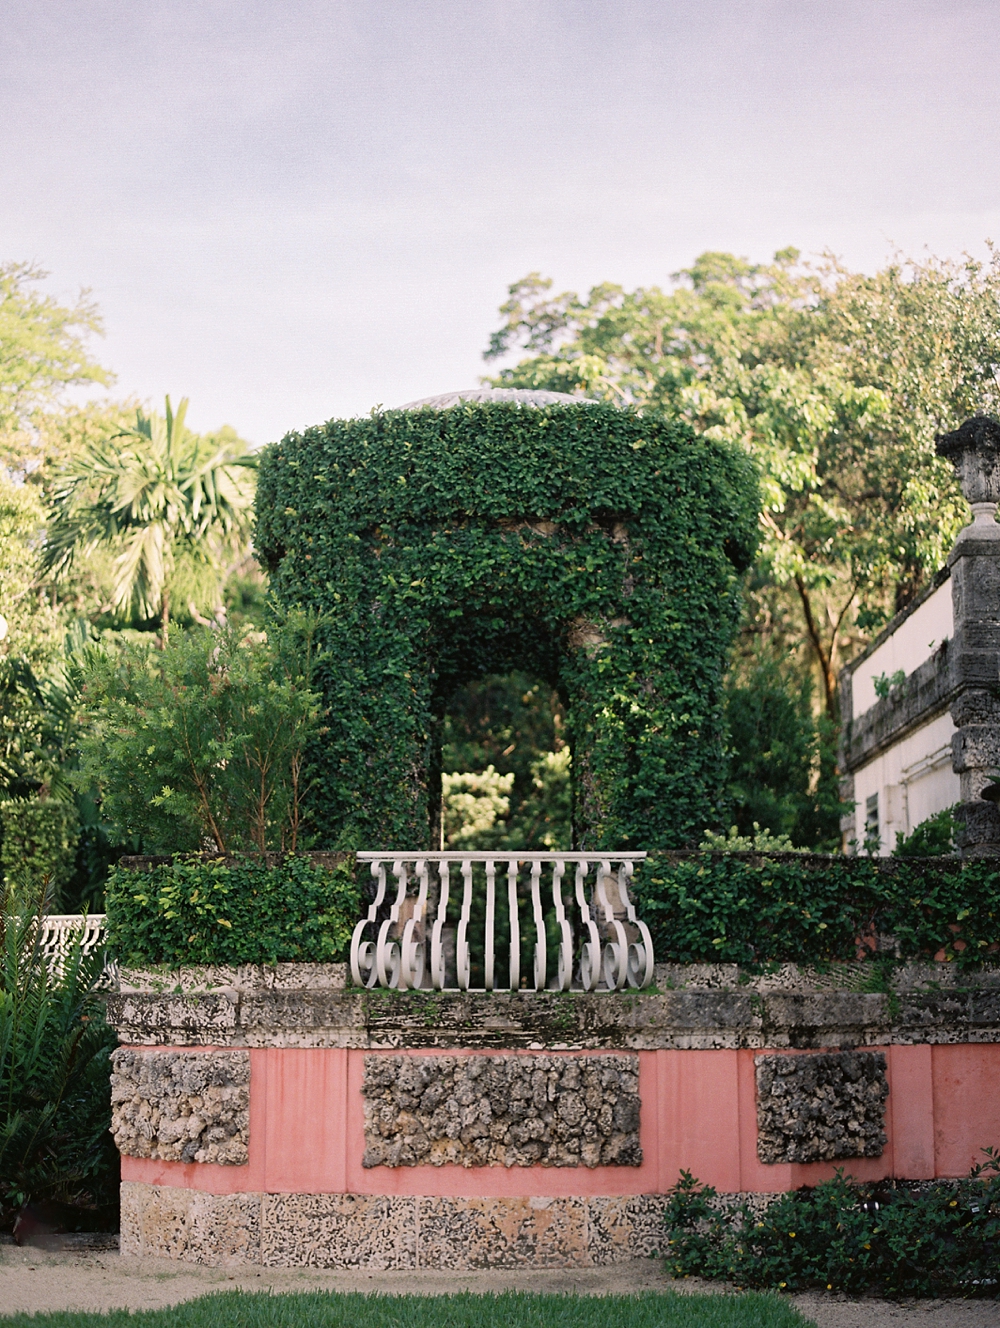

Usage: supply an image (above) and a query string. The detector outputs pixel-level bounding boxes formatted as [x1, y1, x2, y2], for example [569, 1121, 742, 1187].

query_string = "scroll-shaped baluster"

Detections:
[376, 859, 409, 988]
[456, 858, 474, 990]
[351, 860, 389, 988]
[575, 860, 602, 991]
[484, 859, 497, 990]
[595, 857, 630, 989]
[551, 859, 572, 990]
[507, 858, 520, 990]
[529, 860, 546, 990]
[400, 857, 430, 990]
[618, 860, 654, 987]
[430, 859, 451, 989]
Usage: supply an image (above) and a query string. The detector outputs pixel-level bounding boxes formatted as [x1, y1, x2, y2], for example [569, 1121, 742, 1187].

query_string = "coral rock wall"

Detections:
[362, 1053, 641, 1168]
[755, 1050, 888, 1164]
[111, 1048, 250, 1165]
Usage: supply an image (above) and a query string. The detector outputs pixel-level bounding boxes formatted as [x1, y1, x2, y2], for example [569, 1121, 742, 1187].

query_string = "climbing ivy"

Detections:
[256, 401, 759, 849]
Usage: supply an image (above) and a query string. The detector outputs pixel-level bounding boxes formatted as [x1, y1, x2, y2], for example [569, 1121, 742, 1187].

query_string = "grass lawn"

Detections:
[0, 1290, 814, 1328]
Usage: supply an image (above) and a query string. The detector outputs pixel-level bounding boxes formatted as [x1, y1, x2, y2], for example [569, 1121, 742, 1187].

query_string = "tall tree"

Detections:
[42, 397, 256, 636]
[0, 262, 111, 473]
[484, 249, 1000, 716]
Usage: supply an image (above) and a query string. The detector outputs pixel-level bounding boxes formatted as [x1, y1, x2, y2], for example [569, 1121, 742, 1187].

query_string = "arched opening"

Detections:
[440, 670, 571, 851]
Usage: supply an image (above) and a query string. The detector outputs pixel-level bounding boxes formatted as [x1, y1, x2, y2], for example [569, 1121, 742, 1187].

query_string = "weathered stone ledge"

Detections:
[120, 1182, 666, 1267]
[106, 962, 1000, 1050]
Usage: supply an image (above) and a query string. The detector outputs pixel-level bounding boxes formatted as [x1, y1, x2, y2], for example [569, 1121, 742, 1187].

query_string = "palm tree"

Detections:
[43, 398, 255, 637]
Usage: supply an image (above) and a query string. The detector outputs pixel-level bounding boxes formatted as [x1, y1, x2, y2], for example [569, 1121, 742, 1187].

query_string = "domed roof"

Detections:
[397, 386, 595, 410]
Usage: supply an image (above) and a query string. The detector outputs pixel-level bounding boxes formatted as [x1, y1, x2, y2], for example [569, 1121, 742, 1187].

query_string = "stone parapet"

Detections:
[840, 644, 953, 773]
[106, 963, 1000, 1052]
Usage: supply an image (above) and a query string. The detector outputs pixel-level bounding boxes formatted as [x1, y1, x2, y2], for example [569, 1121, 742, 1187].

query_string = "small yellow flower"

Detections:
[950, 1200, 958, 1207]
[827, 1284, 833, 1290]
[779, 1282, 787, 1288]
[789, 1232, 796, 1238]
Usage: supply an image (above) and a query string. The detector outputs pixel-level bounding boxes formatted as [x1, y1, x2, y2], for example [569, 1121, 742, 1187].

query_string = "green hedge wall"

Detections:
[0, 798, 80, 901]
[105, 854, 359, 967]
[255, 400, 759, 851]
[639, 852, 1000, 968]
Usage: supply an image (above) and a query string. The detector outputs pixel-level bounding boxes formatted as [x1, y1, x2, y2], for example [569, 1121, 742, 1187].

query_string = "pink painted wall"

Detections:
[121, 1043, 1000, 1196]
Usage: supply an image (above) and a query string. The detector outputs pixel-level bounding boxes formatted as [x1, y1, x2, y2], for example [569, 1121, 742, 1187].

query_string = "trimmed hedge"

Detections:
[0, 798, 80, 901]
[638, 852, 1000, 968]
[105, 854, 359, 967]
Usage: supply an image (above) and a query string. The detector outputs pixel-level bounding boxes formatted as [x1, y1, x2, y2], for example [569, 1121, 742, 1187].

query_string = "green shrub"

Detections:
[0, 799, 80, 904]
[637, 853, 1000, 967]
[0, 882, 118, 1231]
[664, 1158, 1000, 1297]
[105, 854, 359, 967]
[894, 805, 959, 857]
[76, 619, 323, 854]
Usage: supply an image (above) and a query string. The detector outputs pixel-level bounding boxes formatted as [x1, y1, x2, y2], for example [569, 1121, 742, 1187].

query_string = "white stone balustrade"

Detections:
[38, 913, 114, 982]
[350, 852, 652, 992]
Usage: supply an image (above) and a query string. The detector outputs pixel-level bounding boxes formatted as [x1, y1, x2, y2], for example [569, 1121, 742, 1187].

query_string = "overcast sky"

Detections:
[3, 0, 999, 444]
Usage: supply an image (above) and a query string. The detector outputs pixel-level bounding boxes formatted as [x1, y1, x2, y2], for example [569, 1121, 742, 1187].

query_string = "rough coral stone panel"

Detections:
[755, 1050, 888, 1164]
[111, 1048, 250, 1164]
[119, 1181, 261, 1265]
[362, 1053, 641, 1168]
[261, 1194, 417, 1269]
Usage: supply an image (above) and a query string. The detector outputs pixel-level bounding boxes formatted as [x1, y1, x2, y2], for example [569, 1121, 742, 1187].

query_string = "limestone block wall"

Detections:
[107, 962, 1000, 1268]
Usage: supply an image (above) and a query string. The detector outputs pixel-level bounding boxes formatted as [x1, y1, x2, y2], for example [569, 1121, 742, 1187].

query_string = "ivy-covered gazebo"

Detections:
[255, 388, 758, 850]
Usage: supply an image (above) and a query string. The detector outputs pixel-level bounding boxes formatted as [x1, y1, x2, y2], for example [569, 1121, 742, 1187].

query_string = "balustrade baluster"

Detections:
[431, 859, 451, 989]
[376, 859, 408, 988]
[552, 858, 573, 990]
[575, 860, 602, 991]
[456, 858, 474, 990]
[484, 859, 496, 990]
[507, 858, 520, 990]
[529, 860, 546, 990]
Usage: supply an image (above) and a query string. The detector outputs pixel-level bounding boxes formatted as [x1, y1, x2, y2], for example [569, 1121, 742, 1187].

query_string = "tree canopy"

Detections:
[485, 248, 1000, 717]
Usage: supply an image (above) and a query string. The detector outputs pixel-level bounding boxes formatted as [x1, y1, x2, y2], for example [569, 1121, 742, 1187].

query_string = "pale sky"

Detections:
[3, 0, 999, 445]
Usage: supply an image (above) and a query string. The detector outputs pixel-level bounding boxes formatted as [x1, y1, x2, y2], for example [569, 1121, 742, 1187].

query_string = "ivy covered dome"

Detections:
[398, 387, 594, 410]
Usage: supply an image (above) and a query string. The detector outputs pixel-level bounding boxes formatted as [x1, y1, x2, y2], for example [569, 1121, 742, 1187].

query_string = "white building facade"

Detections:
[839, 416, 1000, 857]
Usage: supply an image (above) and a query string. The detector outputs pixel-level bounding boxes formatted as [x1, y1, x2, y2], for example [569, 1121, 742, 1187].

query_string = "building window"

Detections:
[865, 793, 879, 850]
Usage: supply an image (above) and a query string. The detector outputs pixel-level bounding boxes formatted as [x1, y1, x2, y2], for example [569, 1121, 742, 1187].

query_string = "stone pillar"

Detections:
[936, 416, 1000, 855]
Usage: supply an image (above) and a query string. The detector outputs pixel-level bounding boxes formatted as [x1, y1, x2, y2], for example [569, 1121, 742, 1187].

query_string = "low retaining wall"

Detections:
[107, 962, 1000, 1268]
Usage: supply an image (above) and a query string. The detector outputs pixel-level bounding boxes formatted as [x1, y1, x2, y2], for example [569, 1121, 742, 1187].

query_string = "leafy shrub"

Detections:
[664, 1158, 1000, 1297]
[637, 853, 1000, 967]
[894, 805, 959, 857]
[442, 766, 515, 848]
[76, 619, 323, 854]
[0, 882, 118, 1231]
[106, 854, 359, 967]
[699, 825, 805, 854]
[0, 799, 80, 903]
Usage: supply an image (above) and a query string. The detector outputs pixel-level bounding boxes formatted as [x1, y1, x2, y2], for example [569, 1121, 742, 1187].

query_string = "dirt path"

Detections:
[1, 1248, 997, 1327]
